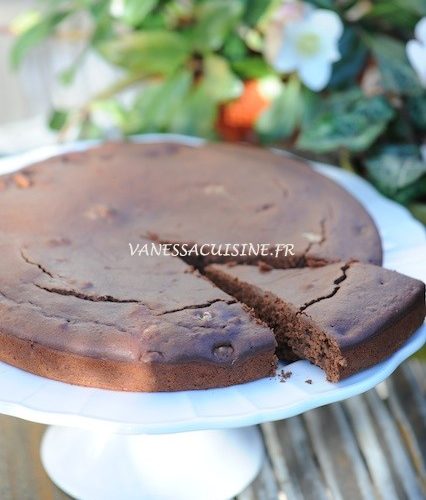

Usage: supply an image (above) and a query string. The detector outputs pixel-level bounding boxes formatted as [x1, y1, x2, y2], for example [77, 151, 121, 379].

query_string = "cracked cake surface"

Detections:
[0, 141, 422, 391]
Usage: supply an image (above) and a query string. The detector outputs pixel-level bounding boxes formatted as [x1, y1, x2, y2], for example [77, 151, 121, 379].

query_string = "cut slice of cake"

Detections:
[205, 262, 426, 381]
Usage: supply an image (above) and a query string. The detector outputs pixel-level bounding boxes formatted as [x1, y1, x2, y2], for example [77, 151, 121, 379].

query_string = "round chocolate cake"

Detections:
[0, 141, 423, 391]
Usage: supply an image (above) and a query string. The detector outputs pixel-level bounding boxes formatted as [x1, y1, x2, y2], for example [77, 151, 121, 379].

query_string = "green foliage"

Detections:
[365, 34, 423, 95]
[190, 0, 244, 52]
[363, 0, 424, 30]
[98, 31, 189, 75]
[48, 109, 69, 131]
[119, 0, 159, 27]
[202, 55, 243, 102]
[128, 70, 193, 133]
[9, 0, 426, 216]
[407, 95, 426, 130]
[328, 28, 367, 89]
[297, 90, 394, 153]
[169, 86, 218, 138]
[232, 57, 274, 79]
[256, 77, 303, 141]
[11, 11, 70, 68]
[365, 145, 426, 204]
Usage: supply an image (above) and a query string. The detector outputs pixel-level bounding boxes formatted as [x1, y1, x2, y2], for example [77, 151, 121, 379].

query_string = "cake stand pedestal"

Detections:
[41, 425, 263, 500]
[0, 136, 425, 500]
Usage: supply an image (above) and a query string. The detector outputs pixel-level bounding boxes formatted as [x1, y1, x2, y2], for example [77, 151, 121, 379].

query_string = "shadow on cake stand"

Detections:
[0, 136, 425, 499]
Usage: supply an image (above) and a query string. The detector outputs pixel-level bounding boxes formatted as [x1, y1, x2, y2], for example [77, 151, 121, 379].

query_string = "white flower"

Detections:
[406, 17, 426, 87]
[265, 2, 343, 91]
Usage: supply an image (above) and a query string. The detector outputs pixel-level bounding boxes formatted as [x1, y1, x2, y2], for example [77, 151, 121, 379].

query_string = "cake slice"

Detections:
[205, 262, 425, 381]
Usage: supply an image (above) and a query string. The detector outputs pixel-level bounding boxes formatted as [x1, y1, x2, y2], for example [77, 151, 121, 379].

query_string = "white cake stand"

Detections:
[0, 136, 425, 500]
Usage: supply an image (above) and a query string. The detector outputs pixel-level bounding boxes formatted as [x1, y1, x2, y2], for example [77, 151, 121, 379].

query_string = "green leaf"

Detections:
[365, 145, 426, 203]
[297, 90, 394, 153]
[120, 0, 159, 27]
[222, 33, 248, 61]
[98, 31, 189, 76]
[329, 28, 368, 89]
[407, 95, 426, 131]
[90, 2, 114, 44]
[78, 119, 104, 140]
[243, 0, 273, 26]
[399, 0, 426, 15]
[123, 70, 193, 134]
[48, 109, 68, 131]
[365, 34, 423, 95]
[147, 70, 193, 129]
[256, 76, 302, 142]
[90, 100, 128, 130]
[203, 55, 243, 103]
[409, 203, 426, 225]
[231, 57, 274, 79]
[304, 0, 335, 8]
[170, 87, 218, 138]
[191, 0, 244, 52]
[11, 12, 69, 68]
[124, 84, 163, 134]
[365, 0, 425, 27]
[10, 10, 41, 35]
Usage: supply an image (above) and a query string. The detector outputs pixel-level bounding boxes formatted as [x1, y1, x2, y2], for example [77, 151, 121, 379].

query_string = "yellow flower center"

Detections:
[296, 33, 321, 56]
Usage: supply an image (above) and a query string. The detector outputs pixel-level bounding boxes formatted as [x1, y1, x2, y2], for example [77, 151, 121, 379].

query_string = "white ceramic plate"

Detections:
[0, 135, 424, 434]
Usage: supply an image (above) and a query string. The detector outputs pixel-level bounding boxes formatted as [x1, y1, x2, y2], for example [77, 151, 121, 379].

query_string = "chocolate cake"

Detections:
[205, 262, 426, 381]
[0, 141, 423, 391]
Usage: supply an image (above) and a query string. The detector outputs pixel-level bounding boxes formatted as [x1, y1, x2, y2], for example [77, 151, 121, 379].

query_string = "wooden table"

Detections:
[0, 360, 424, 500]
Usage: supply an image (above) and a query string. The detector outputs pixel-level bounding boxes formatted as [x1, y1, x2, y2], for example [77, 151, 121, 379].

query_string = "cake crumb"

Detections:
[258, 260, 273, 273]
[146, 231, 160, 242]
[305, 379, 313, 384]
[13, 173, 32, 189]
[279, 370, 292, 382]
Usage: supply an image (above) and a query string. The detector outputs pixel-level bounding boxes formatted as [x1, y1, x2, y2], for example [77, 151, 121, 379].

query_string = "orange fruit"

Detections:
[217, 80, 270, 142]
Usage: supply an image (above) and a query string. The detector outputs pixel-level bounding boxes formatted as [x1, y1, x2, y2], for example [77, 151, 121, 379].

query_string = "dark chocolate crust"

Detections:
[0, 140, 418, 392]
[0, 332, 276, 392]
[205, 263, 425, 381]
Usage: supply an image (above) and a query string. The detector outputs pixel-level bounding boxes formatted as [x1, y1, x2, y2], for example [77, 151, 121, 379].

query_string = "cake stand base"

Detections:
[41, 425, 264, 500]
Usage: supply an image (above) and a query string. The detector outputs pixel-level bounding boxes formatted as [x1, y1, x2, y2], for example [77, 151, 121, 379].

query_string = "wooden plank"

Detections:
[260, 422, 301, 500]
[273, 416, 328, 500]
[386, 376, 426, 491]
[303, 403, 376, 500]
[0, 415, 70, 500]
[0, 416, 14, 500]
[365, 389, 424, 499]
[344, 395, 400, 499]
[391, 365, 426, 464]
[237, 454, 281, 500]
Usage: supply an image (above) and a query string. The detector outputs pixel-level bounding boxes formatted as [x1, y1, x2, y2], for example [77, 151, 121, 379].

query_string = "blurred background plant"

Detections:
[7, 0, 426, 222]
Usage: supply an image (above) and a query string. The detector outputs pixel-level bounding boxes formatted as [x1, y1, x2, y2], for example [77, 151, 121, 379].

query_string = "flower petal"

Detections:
[273, 33, 298, 73]
[317, 34, 341, 62]
[415, 17, 426, 46]
[406, 40, 426, 87]
[298, 57, 332, 91]
[308, 10, 343, 41]
[264, 20, 285, 66]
